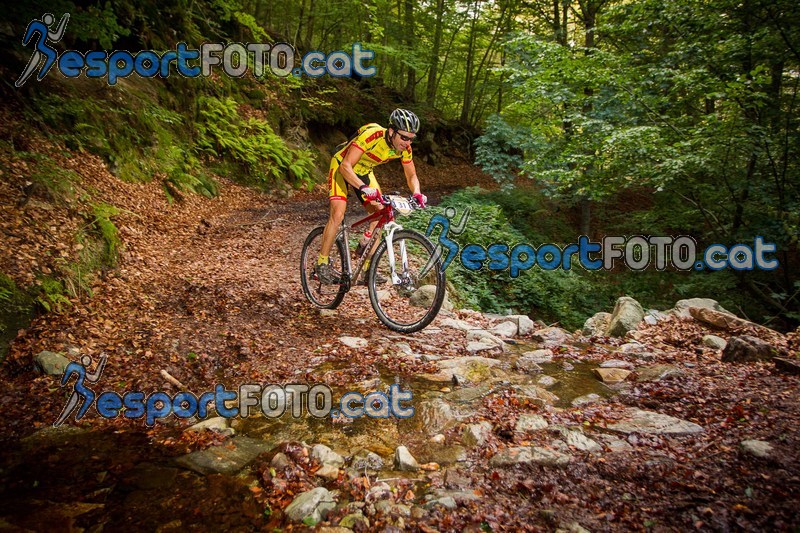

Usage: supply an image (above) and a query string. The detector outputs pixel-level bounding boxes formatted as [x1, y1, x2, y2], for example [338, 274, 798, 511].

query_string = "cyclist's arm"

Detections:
[339, 145, 369, 190]
[403, 160, 421, 195]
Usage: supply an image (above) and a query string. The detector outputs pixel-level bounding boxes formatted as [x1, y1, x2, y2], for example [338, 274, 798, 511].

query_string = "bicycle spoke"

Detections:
[368, 230, 445, 333]
[300, 227, 347, 309]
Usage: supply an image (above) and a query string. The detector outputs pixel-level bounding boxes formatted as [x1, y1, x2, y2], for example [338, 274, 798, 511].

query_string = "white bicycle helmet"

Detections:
[389, 108, 420, 133]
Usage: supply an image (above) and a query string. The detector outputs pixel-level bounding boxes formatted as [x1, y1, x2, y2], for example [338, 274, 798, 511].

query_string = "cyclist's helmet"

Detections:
[389, 108, 420, 134]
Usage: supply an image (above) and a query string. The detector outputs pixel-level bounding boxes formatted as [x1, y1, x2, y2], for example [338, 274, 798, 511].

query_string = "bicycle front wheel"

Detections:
[368, 229, 446, 333]
[300, 226, 347, 309]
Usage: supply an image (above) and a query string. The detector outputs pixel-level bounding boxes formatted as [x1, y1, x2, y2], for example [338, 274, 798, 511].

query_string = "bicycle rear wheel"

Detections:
[368, 229, 445, 333]
[300, 226, 347, 309]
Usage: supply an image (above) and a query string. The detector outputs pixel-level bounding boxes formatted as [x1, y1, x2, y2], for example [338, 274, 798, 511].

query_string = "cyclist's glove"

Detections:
[359, 185, 381, 201]
[413, 193, 427, 208]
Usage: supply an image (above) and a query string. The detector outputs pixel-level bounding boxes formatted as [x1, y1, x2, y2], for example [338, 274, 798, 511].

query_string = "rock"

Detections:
[338, 512, 369, 529]
[555, 428, 602, 452]
[415, 443, 467, 465]
[466, 329, 507, 348]
[121, 463, 179, 490]
[773, 357, 800, 375]
[512, 385, 559, 406]
[515, 414, 549, 432]
[501, 314, 535, 335]
[270, 452, 290, 470]
[490, 321, 519, 338]
[600, 359, 635, 370]
[532, 327, 571, 349]
[670, 298, 731, 318]
[424, 496, 457, 510]
[571, 393, 602, 407]
[425, 356, 505, 383]
[34, 351, 70, 375]
[606, 408, 704, 435]
[394, 446, 419, 471]
[519, 349, 554, 364]
[702, 335, 727, 350]
[316, 464, 340, 480]
[740, 439, 774, 459]
[462, 421, 492, 447]
[537, 375, 558, 388]
[617, 342, 655, 360]
[635, 364, 685, 382]
[515, 356, 543, 373]
[440, 318, 480, 331]
[410, 285, 453, 311]
[596, 434, 633, 452]
[351, 450, 384, 472]
[425, 488, 479, 505]
[592, 368, 631, 384]
[416, 399, 457, 435]
[339, 336, 368, 349]
[605, 297, 645, 337]
[285, 487, 336, 524]
[489, 446, 571, 468]
[582, 312, 611, 336]
[365, 482, 392, 502]
[466, 341, 501, 354]
[722, 335, 775, 362]
[186, 417, 233, 436]
[444, 468, 472, 490]
[445, 382, 496, 404]
[174, 437, 271, 475]
[689, 306, 765, 331]
[431, 434, 446, 444]
[312, 444, 345, 468]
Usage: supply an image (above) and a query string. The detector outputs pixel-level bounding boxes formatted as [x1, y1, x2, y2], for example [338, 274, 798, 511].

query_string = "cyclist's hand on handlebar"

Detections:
[413, 193, 427, 208]
[360, 186, 381, 201]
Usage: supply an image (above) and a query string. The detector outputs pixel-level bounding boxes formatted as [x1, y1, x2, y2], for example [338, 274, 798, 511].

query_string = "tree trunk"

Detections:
[460, 0, 481, 124]
[426, 0, 445, 105]
[404, 0, 416, 100]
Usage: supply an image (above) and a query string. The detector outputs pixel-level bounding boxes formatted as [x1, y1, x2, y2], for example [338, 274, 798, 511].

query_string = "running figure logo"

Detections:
[15, 12, 70, 88]
[425, 206, 471, 272]
[54, 353, 107, 427]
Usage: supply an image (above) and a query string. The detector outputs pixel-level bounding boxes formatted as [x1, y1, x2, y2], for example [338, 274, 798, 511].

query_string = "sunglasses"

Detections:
[395, 131, 416, 143]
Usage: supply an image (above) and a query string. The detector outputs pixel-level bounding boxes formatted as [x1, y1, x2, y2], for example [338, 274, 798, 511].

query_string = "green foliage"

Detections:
[404, 187, 600, 329]
[36, 276, 71, 313]
[195, 96, 315, 189]
[90, 203, 121, 266]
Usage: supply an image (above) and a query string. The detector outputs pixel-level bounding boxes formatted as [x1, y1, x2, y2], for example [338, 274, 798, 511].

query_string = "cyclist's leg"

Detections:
[320, 159, 348, 261]
[356, 172, 382, 250]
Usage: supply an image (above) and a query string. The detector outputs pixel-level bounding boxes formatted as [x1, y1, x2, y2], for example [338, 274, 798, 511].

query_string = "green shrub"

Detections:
[195, 96, 315, 190]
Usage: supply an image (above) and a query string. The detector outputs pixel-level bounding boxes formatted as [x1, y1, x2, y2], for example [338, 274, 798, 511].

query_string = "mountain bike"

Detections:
[300, 195, 446, 333]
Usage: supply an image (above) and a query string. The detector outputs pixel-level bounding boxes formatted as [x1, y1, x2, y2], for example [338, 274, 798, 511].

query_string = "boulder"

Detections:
[410, 285, 453, 311]
[670, 298, 731, 318]
[605, 297, 645, 337]
[721, 335, 775, 362]
[490, 321, 519, 338]
[702, 335, 727, 350]
[34, 351, 70, 375]
[582, 312, 611, 337]
[532, 327, 571, 348]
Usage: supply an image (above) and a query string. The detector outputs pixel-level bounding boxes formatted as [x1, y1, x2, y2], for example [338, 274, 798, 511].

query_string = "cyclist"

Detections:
[316, 108, 427, 284]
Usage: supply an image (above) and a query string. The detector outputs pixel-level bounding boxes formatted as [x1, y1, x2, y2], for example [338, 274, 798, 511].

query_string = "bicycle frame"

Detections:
[337, 201, 405, 290]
